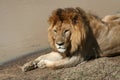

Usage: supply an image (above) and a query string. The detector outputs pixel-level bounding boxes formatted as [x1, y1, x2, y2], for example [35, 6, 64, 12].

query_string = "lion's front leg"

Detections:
[37, 55, 81, 69]
[22, 51, 63, 72]
[22, 59, 50, 72]
[22, 53, 50, 72]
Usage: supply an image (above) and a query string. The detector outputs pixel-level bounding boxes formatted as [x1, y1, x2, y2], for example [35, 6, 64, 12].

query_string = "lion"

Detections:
[22, 7, 120, 72]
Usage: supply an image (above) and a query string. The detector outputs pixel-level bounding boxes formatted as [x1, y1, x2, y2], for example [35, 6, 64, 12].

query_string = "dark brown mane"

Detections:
[48, 8, 82, 25]
[48, 7, 103, 27]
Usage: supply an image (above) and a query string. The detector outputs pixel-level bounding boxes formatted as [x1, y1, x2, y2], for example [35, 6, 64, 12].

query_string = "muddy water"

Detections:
[0, 0, 120, 64]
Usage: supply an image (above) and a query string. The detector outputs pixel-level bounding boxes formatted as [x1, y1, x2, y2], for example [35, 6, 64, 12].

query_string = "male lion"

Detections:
[22, 7, 120, 72]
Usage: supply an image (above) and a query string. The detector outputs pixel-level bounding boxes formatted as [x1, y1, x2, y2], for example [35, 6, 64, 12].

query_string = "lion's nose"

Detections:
[56, 42, 64, 46]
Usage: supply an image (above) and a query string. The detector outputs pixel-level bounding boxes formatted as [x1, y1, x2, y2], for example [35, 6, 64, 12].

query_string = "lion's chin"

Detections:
[57, 48, 66, 53]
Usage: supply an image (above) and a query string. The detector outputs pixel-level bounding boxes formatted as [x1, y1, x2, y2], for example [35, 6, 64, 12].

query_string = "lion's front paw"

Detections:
[22, 61, 38, 72]
[37, 60, 47, 68]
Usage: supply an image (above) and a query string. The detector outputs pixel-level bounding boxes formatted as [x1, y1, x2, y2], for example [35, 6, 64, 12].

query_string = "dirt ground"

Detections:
[0, 49, 120, 80]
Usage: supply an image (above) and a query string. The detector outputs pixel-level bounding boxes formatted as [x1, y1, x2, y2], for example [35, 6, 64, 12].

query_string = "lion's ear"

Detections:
[72, 15, 79, 25]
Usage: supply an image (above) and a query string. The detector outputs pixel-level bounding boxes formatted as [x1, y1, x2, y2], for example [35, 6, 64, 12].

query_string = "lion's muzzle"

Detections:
[55, 41, 66, 53]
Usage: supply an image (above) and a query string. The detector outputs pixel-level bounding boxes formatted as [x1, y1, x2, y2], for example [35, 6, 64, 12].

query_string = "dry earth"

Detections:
[0, 48, 120, 80]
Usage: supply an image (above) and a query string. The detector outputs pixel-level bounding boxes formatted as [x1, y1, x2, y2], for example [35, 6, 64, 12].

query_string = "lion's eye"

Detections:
[64, 30, 70, 37]
[53, 30, 57, 33]
[64, 30, 69, 34]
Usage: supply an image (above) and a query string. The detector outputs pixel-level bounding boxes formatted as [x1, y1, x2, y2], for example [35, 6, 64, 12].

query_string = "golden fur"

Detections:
[22, 7, 120, 72]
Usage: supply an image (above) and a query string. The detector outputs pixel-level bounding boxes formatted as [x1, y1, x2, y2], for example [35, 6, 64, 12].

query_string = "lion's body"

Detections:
[88, 14, 120, 57]
[22, 7, 120, 72]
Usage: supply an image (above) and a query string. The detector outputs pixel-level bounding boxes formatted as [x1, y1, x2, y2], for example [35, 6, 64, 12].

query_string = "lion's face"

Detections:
[48, 8, 87, 55]
[49, 21, 71, 53]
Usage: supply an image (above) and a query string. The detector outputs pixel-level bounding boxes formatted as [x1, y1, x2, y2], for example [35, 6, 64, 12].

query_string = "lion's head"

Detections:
[48, 7, 101, 58]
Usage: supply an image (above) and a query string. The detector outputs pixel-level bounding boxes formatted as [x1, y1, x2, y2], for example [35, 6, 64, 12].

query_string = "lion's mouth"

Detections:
[57, 48, 66, 53]
[55, 44, 66, 53]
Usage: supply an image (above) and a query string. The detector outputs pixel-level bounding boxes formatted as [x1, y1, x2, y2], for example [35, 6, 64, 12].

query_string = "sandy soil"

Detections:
[0, 49, 120, 80]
